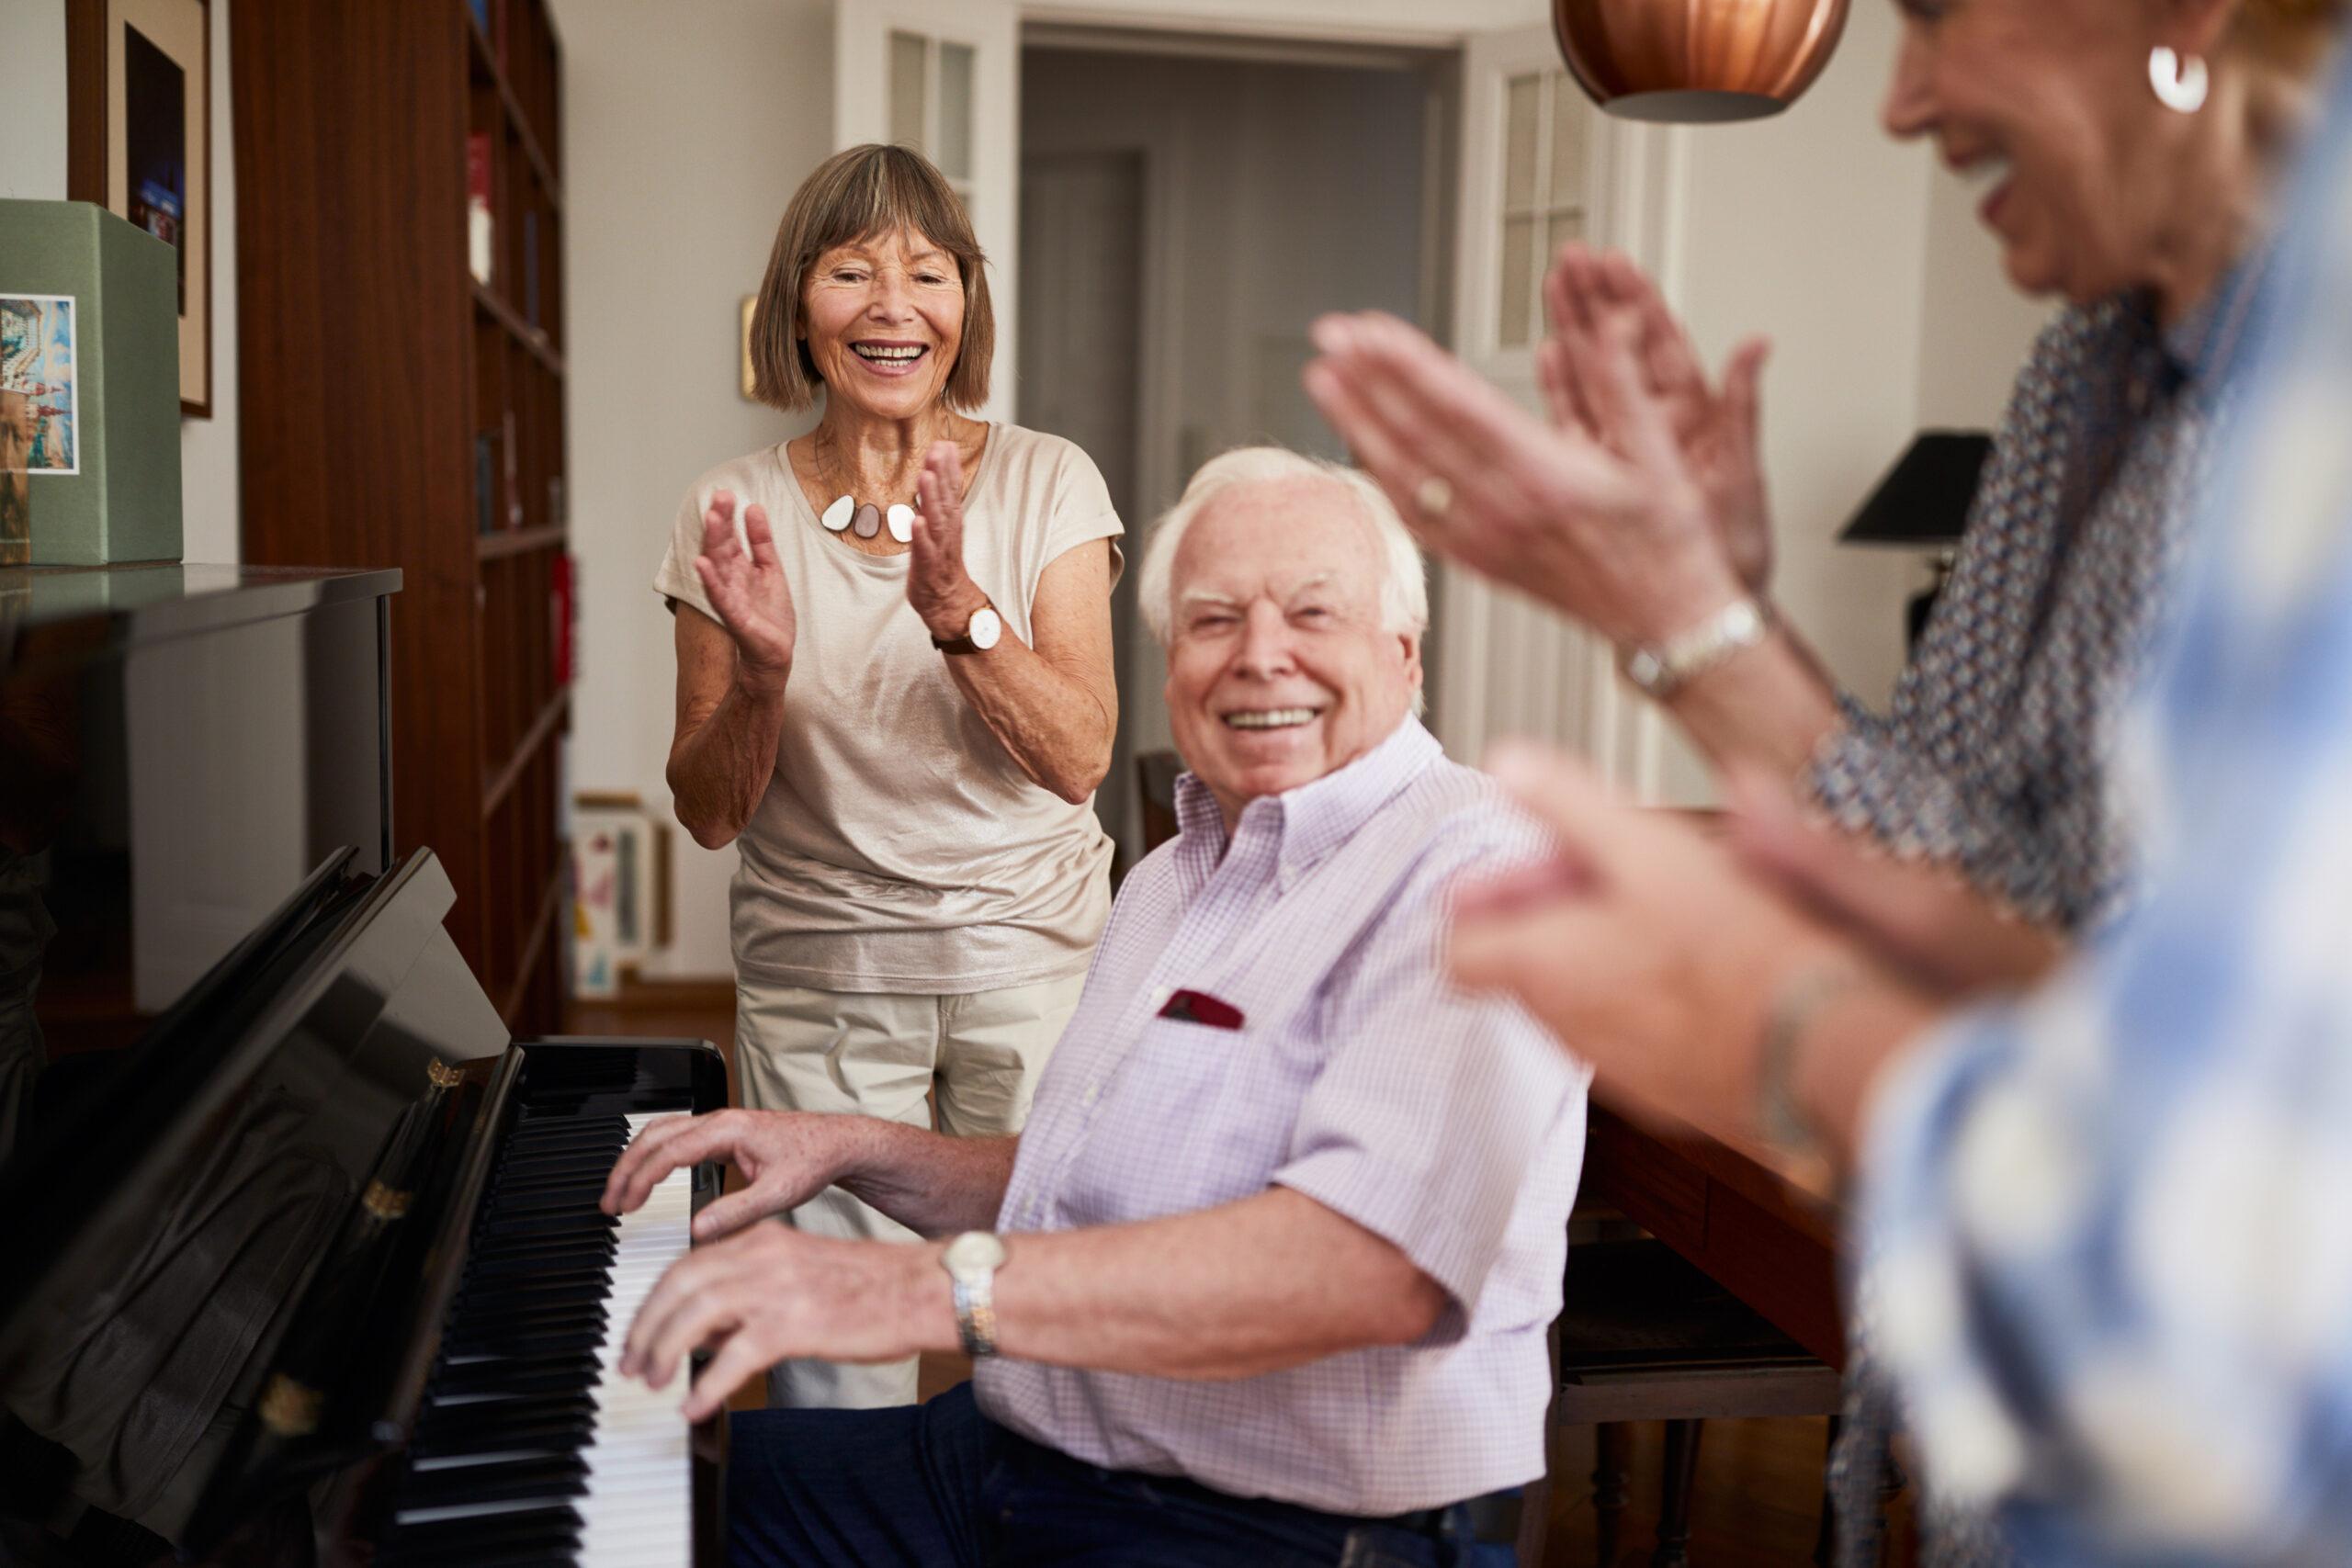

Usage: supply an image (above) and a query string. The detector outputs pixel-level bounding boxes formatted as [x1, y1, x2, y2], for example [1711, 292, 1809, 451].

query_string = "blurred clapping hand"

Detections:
[1450, 743, 2061, 1177]
[1303, 243, 1771, 650]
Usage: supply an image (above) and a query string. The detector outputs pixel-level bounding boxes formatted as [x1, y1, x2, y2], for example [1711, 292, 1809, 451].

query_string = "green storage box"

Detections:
[0, 199, 183, 566]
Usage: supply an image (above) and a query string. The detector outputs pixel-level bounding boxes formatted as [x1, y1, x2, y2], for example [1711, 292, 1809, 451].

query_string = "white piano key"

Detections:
[572, 1128, 695, 1568]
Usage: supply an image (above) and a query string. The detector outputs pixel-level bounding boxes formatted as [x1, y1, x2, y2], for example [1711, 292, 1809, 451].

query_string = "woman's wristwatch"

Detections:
[1618, 596, 1770, 699]
[932, 601, 1003, 655]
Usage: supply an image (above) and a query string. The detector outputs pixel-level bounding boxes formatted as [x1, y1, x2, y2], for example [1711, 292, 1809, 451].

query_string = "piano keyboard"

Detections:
[379, 1110, 695, 1568]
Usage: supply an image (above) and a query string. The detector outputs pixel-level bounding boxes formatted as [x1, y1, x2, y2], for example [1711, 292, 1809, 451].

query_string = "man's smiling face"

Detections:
[1164, 475, 1422, 829]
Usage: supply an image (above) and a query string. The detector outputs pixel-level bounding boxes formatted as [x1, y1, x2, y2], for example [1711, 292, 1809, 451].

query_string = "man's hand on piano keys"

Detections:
[618, 1224, 955, 1422]
[602, 1109, 853, 1241]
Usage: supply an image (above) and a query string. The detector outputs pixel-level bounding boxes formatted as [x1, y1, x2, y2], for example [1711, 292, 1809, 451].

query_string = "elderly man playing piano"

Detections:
[602, 446, 1588, 1568]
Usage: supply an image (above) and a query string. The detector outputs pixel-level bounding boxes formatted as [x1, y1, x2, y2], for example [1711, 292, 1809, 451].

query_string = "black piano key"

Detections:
[387, 1498, 585, 1534]
[418, 1391, 599, 1428]
[400, 1458, 588, 1509]
[444, 1329, 610, 1363]
[492, 1154, 626, 1184]
[504, 1128, 628, 1155]
[433, 1359, 603, 1399]
[468, 1234, 618, 1266]
[413, 1417, 598, 1457]
[462, 1254, 616, 1289]
[413, 1410, 597, 1447]
[409, 1442, 573, 1473]
[461, 1261, 616, 1288]
[448, 1303, 608, 1337]
[477, 1209, 619, 1240]
[483, 1168, 620, 1197]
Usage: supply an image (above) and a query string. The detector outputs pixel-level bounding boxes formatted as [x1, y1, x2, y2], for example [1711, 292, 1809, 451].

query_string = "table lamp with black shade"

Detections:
[1839, 430, 1991, 649]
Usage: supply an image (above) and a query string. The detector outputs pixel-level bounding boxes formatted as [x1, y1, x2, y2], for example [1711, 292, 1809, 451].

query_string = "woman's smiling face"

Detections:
[1880, 0, 2192, 306]
[799, 226, 966, 423]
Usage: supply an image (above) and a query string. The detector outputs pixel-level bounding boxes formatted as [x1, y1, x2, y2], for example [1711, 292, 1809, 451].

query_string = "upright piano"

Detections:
[0, 566, 728, 1567]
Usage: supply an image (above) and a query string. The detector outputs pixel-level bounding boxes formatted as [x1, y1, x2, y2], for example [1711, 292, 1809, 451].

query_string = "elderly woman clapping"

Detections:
[652, 144, 1122, 1411]
[1311, 0, 2338, 946]
[1307, 0, 2341, 1559]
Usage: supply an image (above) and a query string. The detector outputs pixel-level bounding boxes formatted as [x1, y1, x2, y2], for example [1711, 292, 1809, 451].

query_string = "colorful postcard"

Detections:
[0, 295, 79, 478]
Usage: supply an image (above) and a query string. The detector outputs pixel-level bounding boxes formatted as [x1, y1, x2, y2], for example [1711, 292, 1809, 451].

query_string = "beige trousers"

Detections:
[731, 972, 1087, 1409]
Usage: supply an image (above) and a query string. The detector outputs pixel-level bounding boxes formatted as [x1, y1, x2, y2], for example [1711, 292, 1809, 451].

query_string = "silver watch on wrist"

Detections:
[1619, 597, 1770, 699]
[940, 1231, 1008, 1358]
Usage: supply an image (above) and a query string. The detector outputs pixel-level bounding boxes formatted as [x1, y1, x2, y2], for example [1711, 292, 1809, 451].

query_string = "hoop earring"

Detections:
[2150, 46, 2208, 114]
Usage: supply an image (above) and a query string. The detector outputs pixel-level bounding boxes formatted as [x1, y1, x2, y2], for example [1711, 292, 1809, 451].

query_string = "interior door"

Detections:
[1017, 149, 1147, 863]
[1437, 24, 1693, 800]
[833, 0, 1022, 424]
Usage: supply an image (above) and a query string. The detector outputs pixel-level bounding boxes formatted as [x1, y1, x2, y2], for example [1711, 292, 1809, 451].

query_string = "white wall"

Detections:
[0, 6, 71, 202]
[1642, 0, 2047, 801]
[1915, 164, 2054, 428]
[1672, 0, 1928, 716]
[1, 0, 240, 563]
[182, 0, 239, 564]
[550, 0, 832, 978]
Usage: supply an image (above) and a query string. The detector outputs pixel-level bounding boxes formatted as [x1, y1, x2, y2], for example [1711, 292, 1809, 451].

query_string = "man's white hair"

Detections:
[1136, 446, 1430, 649]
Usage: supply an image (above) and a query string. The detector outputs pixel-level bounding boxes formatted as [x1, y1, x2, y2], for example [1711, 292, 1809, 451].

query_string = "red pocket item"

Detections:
[1159, 988, 1245, 1031]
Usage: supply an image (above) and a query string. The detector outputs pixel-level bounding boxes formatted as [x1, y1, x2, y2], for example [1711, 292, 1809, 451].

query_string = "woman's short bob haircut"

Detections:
[747, 143, 993, 412]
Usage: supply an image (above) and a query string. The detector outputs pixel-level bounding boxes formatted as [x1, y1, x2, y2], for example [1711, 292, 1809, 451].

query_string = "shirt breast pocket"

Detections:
[1057, 1010, 1322, 1226]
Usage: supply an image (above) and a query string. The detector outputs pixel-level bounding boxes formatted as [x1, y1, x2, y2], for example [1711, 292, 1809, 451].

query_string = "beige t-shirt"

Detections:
[653, 423, 1123, 994]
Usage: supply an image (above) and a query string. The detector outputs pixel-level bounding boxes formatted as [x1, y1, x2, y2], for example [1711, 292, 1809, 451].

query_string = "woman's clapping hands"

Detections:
[694, 490, 797, 694]
[908, 440, 989, 639]
[1542, 246, 1774, 595]
[1303, 243, 1772, 648]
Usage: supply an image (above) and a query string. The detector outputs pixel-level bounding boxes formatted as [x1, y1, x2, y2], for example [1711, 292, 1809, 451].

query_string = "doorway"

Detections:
[1015, 36, 1450, 866]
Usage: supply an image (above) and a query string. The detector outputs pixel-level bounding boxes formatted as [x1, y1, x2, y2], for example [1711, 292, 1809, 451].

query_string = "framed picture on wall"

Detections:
[64, 0, 211, 418]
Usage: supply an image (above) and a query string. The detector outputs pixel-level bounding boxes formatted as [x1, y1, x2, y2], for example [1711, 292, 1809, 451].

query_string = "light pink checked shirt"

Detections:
[975, 718, 1590, 1515]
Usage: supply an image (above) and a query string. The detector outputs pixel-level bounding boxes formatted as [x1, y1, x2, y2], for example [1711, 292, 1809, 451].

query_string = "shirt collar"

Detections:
[2149, 241, 2277, 408]
[1172, 716, 1443, 879]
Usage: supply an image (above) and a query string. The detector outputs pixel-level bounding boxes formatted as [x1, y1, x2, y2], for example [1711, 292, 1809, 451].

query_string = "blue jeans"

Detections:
[729, 1382, 1517, 1567]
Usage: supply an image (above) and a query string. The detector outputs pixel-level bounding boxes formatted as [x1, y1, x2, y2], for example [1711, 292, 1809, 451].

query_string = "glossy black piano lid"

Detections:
[1, 565, 399, 1135]
[0, 848, 511, 1560]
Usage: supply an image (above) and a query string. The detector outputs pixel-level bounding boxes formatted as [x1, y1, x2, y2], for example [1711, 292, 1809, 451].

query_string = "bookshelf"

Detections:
[233, 0, 571, 1033]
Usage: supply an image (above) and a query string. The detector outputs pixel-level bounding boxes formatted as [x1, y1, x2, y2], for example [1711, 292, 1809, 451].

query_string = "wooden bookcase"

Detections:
[233, 0, 569, 1034]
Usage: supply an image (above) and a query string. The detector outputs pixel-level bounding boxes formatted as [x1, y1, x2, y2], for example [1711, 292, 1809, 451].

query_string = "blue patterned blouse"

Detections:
[1810, 255, 2271, 931]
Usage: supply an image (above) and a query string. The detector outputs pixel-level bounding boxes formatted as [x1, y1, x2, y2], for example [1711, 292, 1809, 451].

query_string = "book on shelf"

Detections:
[475, 430, 497, 535]
[523, 211, 540, 328]
[467, 132, 494, 286]
[551, 552, 574, 688]
[503, 409, 523, 529]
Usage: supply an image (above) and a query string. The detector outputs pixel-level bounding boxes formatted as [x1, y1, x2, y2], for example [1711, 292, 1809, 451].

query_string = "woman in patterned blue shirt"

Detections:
[1306, 0, 2343, 1560]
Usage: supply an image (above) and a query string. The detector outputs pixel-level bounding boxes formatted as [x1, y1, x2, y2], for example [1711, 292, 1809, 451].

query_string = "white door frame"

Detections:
[835, 1, 1024, 424]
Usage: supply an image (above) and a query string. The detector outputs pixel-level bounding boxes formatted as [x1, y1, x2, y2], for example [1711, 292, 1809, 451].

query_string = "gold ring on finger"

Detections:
[1413, 475, 1453, 520]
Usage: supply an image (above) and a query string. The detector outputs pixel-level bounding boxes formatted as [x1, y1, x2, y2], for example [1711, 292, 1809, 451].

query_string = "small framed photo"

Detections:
[65, 0, 212, 418]
[571, 793, 673, 998]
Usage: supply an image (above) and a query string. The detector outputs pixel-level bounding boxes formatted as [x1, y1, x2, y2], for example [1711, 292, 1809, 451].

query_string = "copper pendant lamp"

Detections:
[1554, 0, 1852, 123]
